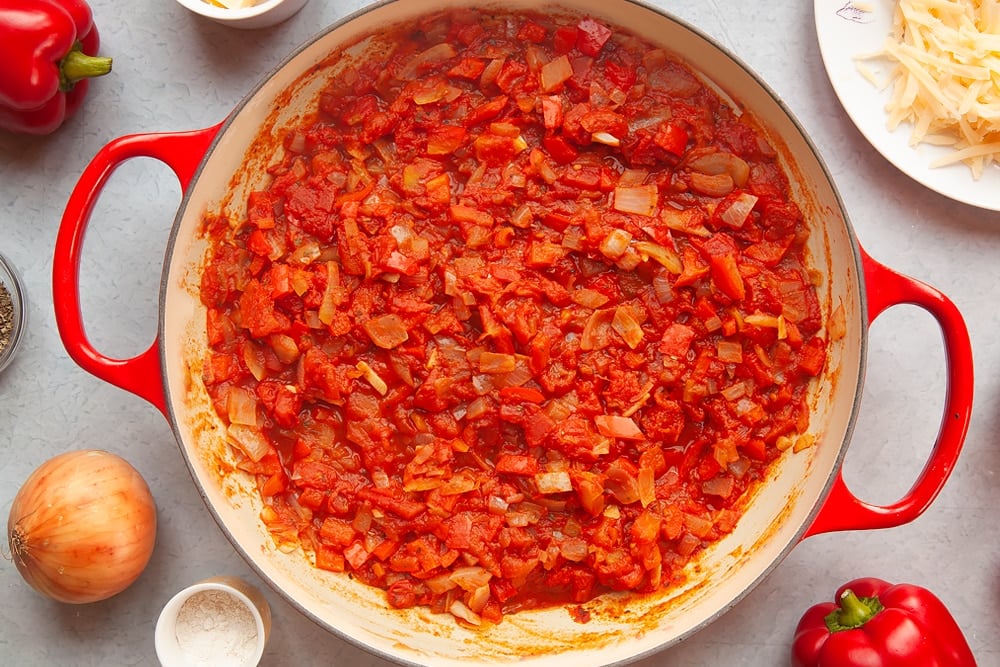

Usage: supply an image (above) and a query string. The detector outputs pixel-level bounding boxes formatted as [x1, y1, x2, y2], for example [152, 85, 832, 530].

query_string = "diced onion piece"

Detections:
[535, 471, 573, 494]
[318, 261, 343, 326]
[413, 80, 451, 105]
[288, 241, 322, 265]
[661, 206, 711, 237]
[449, 599, 483, 626]
[683, 512, 714, 538]
[467, 584, 491, 612]
[398, 43, 458, 81]
[689, 171, 734, 197]
[290, 268, 312, 295]
[227, 424, 270, 462]
[450, 565, 492, 591]
[440, 470, 479, 496]
[637, 464, 655, 507]
[719, 192, 759, 228]
[426, 573, 459, 594]
[594, 415, 645, 440]
[269, 334, 300, 364]
[491, 355, 533, 388]
[599, 228, 633, 259]
[634, 240, 682, 274]
[571, 288, 610, 308]
[242, 342, 266, 382]
[489, 121, 519, 136]
[356, 361, 388, 395]
[613, 184, 658, 216]
[363, 314, 409, 349]
[612, 306, 644, 349]
[561, 226, 585, 250]
[592, 131, 621, 147]
[721, 382, 747, 401]
[511, 203, 533, 228]
[544, 397, 575, 421]
[744, 313, 781, 328]
[702, 476, 735, 498]
[716, 340, 743, 363]
[479, 351, 517, 373]
[471, 373, 495, 395]
[540, 54, 573, 92]
[227, 386, 259, 426]
[487, 495, 509, 514]
[580, 308, 615, 351]
[617, 168, 650, 187]
[687, 151, 750, 186]
[652, 272, 674, 303]
[443, 268, 459, 297]
[559, 538, 589, 562]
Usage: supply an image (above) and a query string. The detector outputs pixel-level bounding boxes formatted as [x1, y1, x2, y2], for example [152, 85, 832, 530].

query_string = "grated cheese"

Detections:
[208, 0, 262, 8]
[857, 0, 1000, 179]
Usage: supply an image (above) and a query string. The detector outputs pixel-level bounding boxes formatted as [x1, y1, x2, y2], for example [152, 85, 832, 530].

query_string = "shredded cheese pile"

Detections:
[856, 0, 1000, 179]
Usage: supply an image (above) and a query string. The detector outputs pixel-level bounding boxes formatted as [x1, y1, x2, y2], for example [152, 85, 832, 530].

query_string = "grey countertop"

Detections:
[1, 1, 998, 665]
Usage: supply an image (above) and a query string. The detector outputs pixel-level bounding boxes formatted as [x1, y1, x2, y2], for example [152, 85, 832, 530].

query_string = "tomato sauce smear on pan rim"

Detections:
[197, 8, 828, 628]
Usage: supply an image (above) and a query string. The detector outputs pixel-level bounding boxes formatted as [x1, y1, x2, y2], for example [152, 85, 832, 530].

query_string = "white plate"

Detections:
[814, 0, 1000, 211]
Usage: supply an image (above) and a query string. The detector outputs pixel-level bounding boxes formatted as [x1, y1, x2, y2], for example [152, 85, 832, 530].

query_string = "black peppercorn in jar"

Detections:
[0, 251, 27, 374]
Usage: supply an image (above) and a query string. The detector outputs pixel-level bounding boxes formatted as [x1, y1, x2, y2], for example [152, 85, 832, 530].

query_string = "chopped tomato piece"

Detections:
[594, 415, 645, 441]
[553, 26, 578, 53]
[495, 454, 540, 475]
[654, 122, 689, 156]
[426, 124, 468, 155]
[575, 17, 613, 57]
[448, 57, 486, 80]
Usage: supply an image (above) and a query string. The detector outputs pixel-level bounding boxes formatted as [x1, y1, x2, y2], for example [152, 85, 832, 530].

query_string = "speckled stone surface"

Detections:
[1, 1, 997, 665]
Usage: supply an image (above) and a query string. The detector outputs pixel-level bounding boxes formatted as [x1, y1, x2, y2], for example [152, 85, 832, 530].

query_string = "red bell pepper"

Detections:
[0, 0, 112, 135]
[792, 577, 977, 667]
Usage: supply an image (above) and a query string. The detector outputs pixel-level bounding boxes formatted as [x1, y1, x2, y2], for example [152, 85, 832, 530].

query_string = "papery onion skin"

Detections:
[6, 450, 158, 604]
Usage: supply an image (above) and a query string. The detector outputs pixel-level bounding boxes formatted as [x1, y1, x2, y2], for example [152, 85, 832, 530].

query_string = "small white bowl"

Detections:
[175, 0, 309, 30]
[155, 576, 271, 667]
[0, 251, 26, 375]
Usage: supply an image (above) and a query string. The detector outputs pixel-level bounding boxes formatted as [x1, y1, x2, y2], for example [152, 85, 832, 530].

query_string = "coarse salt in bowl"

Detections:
[155, 576, 271, 667]
[0, 251, 26, 375]
[174, 0, 310, 30]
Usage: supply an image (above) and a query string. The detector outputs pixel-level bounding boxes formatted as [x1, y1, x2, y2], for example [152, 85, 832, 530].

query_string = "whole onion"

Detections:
[6, 449, 158, 604]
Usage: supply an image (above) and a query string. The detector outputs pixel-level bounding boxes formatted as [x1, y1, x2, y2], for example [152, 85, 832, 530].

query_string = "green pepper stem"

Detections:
[824, 589, 883, 632]
[60, 47, 113, 91]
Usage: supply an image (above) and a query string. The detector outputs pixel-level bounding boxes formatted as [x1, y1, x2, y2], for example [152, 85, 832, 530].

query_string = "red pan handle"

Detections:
[803, 246, 974, 538]
[53, 123, 224, 416]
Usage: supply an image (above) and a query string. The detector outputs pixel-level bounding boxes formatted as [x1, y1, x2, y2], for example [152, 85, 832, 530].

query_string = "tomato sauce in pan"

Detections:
[198, 9, 826, 626]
